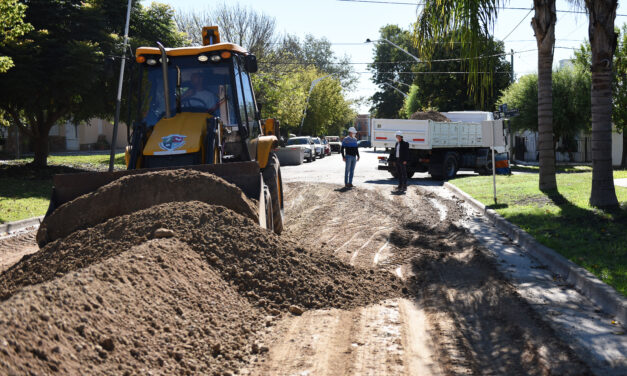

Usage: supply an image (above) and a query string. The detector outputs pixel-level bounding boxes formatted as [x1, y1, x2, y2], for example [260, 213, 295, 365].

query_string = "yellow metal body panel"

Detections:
[143, 113, 211, 156]
[136, 43, 247, 58]
[255, 135, 279, 169]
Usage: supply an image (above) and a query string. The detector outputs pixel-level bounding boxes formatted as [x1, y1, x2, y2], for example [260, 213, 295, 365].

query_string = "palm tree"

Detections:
[532, 0, 557, 190]
[584, 0, 619, 207]
[414, 1, 558, 191]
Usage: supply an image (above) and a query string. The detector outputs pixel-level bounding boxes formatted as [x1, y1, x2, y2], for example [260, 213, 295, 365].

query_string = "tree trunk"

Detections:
[32, 131, 49, 167]
[532, 0, 557, 191]
[587, 0, 619, 208]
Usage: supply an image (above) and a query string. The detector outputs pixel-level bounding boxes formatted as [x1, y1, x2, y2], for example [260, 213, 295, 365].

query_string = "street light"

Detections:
[365, 38, 421, 63]
[382, 82, 408, 98]
[298, 74, 332, 136]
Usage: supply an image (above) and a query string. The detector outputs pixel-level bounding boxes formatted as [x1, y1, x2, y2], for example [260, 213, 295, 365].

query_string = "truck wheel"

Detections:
[478, 158, 493, 175]
[262, 153, 283, 234]
[443, 152, 458, 180]
[407, 171, 415, 179]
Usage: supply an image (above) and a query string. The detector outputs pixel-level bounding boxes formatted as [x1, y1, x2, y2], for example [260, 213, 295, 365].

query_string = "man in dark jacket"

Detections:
[394, 131, 410, 191]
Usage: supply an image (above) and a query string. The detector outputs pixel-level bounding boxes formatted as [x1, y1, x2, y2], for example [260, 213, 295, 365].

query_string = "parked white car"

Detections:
[311, 137, 325, 158]
[325, 136, 341, 153]
[286, 136, 316, 162]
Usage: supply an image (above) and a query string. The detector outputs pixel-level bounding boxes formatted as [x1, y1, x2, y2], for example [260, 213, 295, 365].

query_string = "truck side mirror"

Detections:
[245, 54, 258, 73]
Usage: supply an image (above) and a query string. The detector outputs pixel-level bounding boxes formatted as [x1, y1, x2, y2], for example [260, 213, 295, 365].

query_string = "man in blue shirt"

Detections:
[341, 127, 360, 188]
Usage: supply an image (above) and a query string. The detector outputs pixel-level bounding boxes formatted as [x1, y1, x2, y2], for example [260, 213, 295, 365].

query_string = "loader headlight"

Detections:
[210, 54, 221, 63]
[146, 58, 157, 66]
[198, 54, 209, 62]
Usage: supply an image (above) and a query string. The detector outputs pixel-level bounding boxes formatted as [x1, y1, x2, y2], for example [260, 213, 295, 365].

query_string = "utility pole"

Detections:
[510, 49, 514, 84]
[108, 0, 132, 172]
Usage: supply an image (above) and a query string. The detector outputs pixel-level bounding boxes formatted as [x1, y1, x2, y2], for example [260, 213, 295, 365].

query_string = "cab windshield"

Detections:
[141, 56, 237, 127]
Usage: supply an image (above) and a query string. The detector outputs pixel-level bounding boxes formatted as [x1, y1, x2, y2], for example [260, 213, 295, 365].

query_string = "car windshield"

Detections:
[327, 137, 339, 142]
[313, 139, 321, 144]
[287, 138, 308, 145]
[141, 56, 237, 127]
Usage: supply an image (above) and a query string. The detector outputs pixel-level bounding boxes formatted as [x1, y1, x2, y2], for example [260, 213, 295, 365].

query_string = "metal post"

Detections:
[492, 122, 497, 205]
[108, 0, 132, 172]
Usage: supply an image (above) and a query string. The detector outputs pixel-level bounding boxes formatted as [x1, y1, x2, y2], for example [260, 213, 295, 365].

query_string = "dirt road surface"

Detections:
[0, 150, 623, 374]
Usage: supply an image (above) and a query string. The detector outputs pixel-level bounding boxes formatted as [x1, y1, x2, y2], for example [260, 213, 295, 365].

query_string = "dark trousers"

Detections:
[396, 161, 407, 186]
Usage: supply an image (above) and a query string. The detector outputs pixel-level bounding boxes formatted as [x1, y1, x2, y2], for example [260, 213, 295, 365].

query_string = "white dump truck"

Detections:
[372, 118, 506, 180]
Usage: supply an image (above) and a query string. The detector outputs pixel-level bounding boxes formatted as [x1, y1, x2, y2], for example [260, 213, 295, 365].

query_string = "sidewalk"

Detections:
[433, 184, 627, 374]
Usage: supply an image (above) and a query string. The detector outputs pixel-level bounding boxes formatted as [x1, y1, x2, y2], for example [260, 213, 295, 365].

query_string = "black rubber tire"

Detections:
[407, 171, 415, 179]
[478, 156, 493, 175]
[443, 152, 458, 180]
[262, 153, 283, 234]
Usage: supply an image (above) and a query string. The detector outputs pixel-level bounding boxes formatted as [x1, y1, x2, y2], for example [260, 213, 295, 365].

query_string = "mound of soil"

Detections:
[410, 111, 451, 122]
[0, 201, 402, 374]
[37, 169, 258, 247]
[0, 239, 264, 375]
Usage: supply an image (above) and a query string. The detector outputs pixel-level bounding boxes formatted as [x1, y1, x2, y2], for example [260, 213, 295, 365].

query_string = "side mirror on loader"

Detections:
[245, 54, 258, 73]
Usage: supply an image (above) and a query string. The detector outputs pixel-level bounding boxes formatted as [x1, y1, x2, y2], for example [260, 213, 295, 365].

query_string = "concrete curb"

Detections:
[0, 216, 43, 235]
[444, 182, 627, 328]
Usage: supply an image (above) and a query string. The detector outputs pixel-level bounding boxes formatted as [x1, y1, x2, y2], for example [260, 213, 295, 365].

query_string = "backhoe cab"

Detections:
[128, 26, 270, 170]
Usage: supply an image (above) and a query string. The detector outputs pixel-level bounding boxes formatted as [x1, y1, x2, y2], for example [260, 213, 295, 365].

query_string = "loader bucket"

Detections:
[38, 162, 269, 247]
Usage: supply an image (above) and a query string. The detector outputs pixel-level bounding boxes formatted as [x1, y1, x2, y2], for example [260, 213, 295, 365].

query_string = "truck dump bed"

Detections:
[371, 119, 506, 151]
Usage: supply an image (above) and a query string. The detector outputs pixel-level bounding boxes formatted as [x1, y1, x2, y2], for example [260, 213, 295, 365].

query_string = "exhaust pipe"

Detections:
[156, 41, 171, 118]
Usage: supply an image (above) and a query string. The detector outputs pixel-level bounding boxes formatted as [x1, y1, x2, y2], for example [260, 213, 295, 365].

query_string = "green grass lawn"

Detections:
[0, 154, 125, 224]
[11, 153, 126, 170]
[451, 170, 627, 296]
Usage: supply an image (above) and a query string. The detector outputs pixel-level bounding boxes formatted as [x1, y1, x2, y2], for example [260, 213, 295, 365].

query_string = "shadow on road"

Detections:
[365, 178, 444, 187]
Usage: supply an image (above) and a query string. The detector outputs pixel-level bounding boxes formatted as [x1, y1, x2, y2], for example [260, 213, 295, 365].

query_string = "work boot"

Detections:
[402, 184, 407, 191]
[348, 183, 354, 188]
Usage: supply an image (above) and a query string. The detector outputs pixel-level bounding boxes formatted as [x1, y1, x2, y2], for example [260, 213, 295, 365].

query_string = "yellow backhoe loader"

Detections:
[38, 27, 283, 246]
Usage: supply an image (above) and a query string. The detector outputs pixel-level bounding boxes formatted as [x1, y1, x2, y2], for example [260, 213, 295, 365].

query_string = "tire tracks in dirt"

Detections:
[260, 182, 590, 375]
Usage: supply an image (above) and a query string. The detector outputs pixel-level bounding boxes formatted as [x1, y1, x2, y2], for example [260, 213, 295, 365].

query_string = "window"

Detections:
[238, 61, 260, 138]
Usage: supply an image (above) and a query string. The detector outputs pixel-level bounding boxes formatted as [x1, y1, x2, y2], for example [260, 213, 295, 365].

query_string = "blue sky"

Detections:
[145, 0, 627, 112]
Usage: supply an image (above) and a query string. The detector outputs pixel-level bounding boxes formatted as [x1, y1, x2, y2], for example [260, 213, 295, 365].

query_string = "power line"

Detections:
[501, 8, 533, 41]
[259, 48, 547, 66]
[335, 0, 627, 17]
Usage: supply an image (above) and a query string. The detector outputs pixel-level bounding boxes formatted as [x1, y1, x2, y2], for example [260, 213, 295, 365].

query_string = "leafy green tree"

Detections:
[0, 0, 186, 167]
[369, 25, 415, 118]
[254, 66, 355, 136]
[498, 68, 591, 150]
[400, 31, 510, 116]
[0, 0, 32, 73]
[414, 0, 559, 192]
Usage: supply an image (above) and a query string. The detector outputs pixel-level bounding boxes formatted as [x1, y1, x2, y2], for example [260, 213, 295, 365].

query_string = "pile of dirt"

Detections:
[410, 111, 451, 122]
[0, 201, 403, 374]
[37, 169, 259, 247]
[0, 239, 263, 375]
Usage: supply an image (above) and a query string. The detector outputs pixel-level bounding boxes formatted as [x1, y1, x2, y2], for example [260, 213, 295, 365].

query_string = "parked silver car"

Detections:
[311, 137, 325, 159]
[286, 136, 316, 162]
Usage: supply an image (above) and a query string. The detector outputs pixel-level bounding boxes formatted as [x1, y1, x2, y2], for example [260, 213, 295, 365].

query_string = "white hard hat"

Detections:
[348, 127, 357, 134]
[395, 131, 403, 136]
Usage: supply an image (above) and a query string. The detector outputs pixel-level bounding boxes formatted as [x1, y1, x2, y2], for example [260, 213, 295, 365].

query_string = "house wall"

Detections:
[514, 128, 623, 166]
[612, 130, 623, 167]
